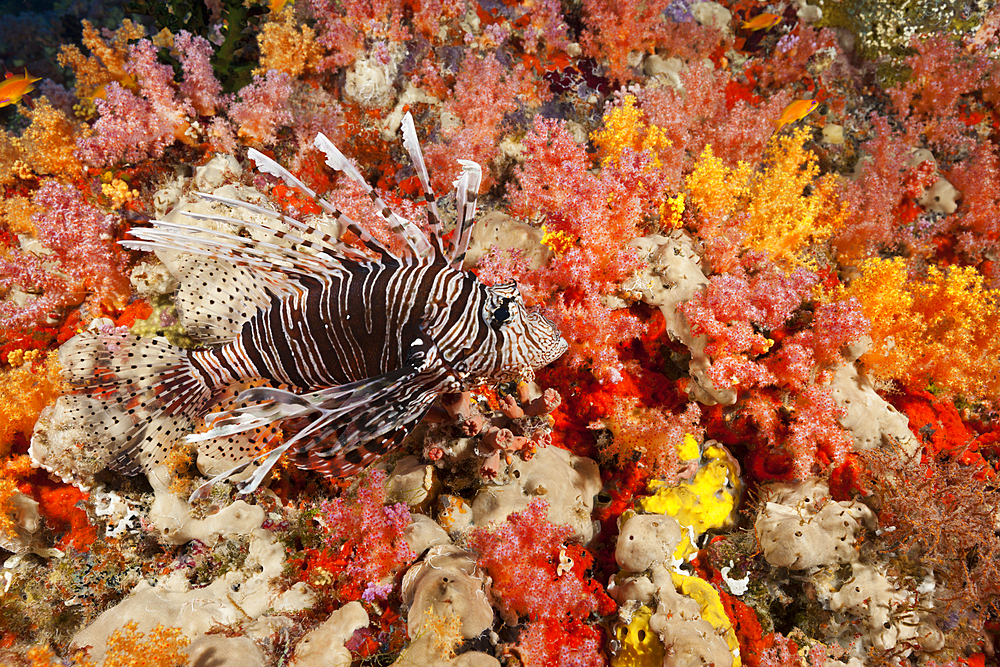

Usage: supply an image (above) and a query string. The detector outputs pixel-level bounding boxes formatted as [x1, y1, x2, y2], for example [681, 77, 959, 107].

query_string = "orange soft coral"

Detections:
[57, 20, 145, 103]
[0, 456, 33, 543]
[844, 257, 1000, 397]
[256, 8, 325, 77]
[103, 622, 190, 667]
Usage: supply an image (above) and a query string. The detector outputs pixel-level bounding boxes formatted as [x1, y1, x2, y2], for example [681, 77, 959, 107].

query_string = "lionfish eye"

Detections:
[490, 297, 514, 331]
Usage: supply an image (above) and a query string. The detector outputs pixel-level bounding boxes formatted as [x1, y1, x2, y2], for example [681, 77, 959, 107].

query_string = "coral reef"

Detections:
[2, 0, 1000, 665]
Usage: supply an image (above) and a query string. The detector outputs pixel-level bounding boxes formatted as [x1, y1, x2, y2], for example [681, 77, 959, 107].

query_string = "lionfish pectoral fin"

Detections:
[285, 344, 453, 477]
[59, 331, 214, 477]
[187, 387, 319, 443]
[188, 440, 295, 502]
[187, 362, 438, 495]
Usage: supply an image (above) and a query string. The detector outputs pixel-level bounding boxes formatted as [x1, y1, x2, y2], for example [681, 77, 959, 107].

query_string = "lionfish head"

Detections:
[482, 281, 568, 376]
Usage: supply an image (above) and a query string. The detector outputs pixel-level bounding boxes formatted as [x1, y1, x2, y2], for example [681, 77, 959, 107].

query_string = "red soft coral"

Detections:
[467, 499, 612, 667]
[946, 140, 1000, 258]
[502, 118, 656, 382]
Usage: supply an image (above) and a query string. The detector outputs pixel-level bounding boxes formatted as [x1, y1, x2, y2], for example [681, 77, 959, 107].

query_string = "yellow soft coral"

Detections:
[104, 622, 190, 667]
[0, 352, 65, 459]
[256, 8, 324, 77]
[841, 257, 1000, 396]
[8, 97, 86, 180]
[540, 224, 576, 256]
[685, 144, 751, 222]
[102, 178, 140, 208]
[660, 192, 686, 228]
[743, 129, 846, 266]
[686, 132, 845, 267]
[591, 95, 672, 169]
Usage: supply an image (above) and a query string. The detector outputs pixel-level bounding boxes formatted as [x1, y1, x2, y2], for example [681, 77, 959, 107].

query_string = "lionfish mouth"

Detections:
[529, 313, 569, 368]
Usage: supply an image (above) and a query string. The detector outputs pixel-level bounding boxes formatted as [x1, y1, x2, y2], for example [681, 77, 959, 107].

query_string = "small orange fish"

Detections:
[0, 69, 41, 109]
[741, 13, 781, 31]
[773, 99, 819, 131]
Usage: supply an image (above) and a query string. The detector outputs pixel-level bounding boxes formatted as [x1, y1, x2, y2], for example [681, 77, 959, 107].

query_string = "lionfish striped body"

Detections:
[61, 114, 566, 496]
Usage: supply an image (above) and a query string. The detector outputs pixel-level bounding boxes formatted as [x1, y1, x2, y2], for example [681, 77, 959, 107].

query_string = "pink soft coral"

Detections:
[422, 53, 535, 193]
[227, 70, 294, 146]
[317, 469, 416, 602]
[1, 180, 129, 329]
[499, 118, 660, 382]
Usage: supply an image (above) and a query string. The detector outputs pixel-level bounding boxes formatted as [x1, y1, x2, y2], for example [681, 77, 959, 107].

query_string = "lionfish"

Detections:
[61, 113, 567, 497]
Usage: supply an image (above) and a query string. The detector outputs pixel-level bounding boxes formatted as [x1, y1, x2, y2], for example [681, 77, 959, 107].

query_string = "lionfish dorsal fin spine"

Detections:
[248, 148, 322, 207]
[451, 159, 482, 268]
[195, 192, 373, 263]
[401, 112, 446, 253]
[127, 219, 335, 291]
[314, 132, 433, 261]
[246, 152, 403, 264]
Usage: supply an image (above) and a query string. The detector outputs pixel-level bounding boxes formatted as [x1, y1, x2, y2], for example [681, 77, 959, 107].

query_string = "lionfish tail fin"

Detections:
[60, 329, 215, 476]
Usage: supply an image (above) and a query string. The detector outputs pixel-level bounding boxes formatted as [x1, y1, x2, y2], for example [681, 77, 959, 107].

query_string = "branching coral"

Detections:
[860, 445, 1000, 645]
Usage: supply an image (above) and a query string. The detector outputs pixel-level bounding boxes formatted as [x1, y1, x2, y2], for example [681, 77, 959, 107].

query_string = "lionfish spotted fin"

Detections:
[171, 259, 272, 344]
[59, 331, 216, 475]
